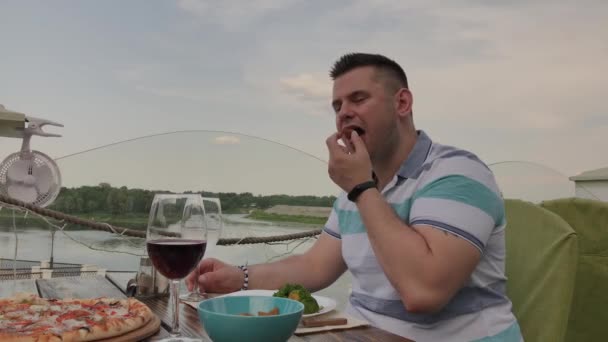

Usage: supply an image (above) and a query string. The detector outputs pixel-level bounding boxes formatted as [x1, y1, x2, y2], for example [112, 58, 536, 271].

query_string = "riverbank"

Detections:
[0, 211, 149, 231]
[0, 205, 331, 231]
[245, 210, 327, 225]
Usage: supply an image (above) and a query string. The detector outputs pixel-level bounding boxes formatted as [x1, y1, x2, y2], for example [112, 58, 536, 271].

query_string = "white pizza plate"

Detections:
[218, 289, 337, 318]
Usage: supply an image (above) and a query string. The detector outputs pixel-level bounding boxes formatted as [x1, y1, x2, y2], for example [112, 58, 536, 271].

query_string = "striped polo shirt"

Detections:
[323, 130, 523, 341]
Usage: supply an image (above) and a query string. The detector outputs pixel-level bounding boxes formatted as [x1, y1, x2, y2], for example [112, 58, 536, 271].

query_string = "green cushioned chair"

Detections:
[541, 198, 608, 342]
[504, 199, 578, 342]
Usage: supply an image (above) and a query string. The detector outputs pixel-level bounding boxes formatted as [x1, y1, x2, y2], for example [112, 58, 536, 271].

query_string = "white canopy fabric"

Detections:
[570, 167, 608, 182]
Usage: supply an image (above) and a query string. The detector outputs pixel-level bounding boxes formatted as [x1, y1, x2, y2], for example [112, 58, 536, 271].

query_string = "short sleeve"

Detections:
[323, 199, 342, 239]
[409, 158, 505, 252]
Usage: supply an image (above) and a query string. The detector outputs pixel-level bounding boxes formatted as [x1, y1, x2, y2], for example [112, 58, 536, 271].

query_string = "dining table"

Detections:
[1, 273, 413, 341]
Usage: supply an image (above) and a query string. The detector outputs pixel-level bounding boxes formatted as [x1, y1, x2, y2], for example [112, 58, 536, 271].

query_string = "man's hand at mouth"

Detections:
[326, 130, 374, 192]
[338, 126, 365, 153]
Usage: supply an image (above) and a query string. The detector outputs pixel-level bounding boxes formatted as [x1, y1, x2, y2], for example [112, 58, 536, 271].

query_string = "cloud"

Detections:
[114, 64, 242, 103]
[274, 2, 605, 115]
[369, 1, 608, 133]
[115, 65, 206, 100]
[133, 84, 205, 101]
[175, 0, 209, 15]
[236, 0, 607, 148]
[176, 0, 301, 29]
[213, 136, 240, 145]
[279, 73, 331, 104]
[238, 0, 608, 177]
[114, 64, 166, 83]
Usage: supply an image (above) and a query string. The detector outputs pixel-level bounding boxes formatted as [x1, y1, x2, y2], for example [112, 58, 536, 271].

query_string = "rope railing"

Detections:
[0, 194, 322, 245]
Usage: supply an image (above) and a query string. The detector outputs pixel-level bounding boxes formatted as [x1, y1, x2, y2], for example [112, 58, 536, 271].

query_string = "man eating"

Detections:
[187, 52, 523, 341]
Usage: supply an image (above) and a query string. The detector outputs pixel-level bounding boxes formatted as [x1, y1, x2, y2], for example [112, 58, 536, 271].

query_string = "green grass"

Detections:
[0, 211, 48, 230]
[76, 212, 149, 230]
[246, 210, 327, 225]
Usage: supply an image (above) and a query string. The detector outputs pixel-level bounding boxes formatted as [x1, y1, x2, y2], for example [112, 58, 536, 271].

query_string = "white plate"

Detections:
[218, 289, 337, 317]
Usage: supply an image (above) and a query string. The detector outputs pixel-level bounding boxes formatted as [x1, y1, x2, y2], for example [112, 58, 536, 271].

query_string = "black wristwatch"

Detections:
[347, 180, 377, 202]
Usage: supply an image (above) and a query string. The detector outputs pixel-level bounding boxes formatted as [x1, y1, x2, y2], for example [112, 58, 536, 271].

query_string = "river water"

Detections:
[0, 214, 351, 309]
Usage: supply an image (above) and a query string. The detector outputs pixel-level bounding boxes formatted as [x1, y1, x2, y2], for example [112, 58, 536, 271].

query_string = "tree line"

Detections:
[49, 183, 336, 215]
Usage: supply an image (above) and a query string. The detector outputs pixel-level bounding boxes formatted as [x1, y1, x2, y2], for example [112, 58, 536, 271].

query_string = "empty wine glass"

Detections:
[180, 196, 223, 301]
[201, 197, 223, 251]
[146, 194, 206, 341]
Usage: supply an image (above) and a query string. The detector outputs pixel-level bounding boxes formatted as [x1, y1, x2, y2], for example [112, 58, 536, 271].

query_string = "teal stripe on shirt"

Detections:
[337, 199, 412, 235]
[336, 175, 503, 235]
[413, 175, 504, 225]
[472, 321, 522, 342]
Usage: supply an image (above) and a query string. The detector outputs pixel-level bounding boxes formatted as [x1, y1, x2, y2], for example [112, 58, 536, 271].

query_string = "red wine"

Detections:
[147, 239, 207, 279]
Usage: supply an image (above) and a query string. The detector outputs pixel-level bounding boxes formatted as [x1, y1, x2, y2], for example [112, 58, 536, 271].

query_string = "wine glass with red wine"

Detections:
[146, 194, 206, 342]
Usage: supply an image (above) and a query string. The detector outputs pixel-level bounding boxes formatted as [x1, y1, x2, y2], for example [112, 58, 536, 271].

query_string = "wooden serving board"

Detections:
[97, 315, 161, 342]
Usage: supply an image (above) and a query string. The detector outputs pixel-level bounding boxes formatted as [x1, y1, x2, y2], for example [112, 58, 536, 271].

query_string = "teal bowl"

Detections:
[197, 295, 304, 342]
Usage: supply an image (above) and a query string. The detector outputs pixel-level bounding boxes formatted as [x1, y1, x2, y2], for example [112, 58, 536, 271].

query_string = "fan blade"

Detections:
[33, 164, 54, 194]
[8, 183, 37, 203]
[6, 160, 30, 183]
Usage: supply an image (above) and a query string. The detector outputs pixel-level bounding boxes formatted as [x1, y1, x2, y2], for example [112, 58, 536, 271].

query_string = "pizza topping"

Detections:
[62, 318, 89, 330]
[28, 304, 47, 312]
[8, 320, 34, 327]
[57, 310, 91, 323]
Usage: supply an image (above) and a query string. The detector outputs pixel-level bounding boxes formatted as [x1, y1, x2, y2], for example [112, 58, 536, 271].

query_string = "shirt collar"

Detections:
[396, 130, 433, 179]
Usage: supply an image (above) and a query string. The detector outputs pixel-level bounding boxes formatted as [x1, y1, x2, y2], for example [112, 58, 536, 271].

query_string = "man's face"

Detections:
[331, 66, 397, 159]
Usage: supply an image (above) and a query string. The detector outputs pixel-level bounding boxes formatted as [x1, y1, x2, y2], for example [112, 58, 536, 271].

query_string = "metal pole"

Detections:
[49, 225, 55, 268]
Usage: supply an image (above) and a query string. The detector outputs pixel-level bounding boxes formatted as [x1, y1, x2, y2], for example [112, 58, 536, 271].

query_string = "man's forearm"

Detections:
[245, 233, 347, 293]
[247, 255, 329, 292]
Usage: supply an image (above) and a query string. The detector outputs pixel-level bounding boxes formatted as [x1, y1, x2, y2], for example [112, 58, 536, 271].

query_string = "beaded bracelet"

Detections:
[237, 265, 249, 290]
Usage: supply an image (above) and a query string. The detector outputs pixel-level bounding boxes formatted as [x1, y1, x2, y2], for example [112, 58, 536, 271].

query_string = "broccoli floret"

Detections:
[273, 283, 305, 298]
[288, 291, 301, 301]
[273, 284, 320, 314]
[300, 295, 320, 314]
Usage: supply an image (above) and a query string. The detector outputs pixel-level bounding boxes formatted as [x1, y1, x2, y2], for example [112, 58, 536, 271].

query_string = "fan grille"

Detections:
[0, 151, 62, 208]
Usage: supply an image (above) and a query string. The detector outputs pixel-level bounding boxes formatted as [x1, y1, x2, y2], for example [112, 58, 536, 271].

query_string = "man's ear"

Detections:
[395, 88, 413, 118]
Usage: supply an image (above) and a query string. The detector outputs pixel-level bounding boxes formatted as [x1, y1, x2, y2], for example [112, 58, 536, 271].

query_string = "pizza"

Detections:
[0, 293, 154, 342]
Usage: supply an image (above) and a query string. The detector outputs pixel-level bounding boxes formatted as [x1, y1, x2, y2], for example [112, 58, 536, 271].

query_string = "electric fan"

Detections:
[0, 104, 63, 207]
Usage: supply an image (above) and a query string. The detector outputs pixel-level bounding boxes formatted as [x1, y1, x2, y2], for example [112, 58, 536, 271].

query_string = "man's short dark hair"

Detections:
[329, 53, 409, 90]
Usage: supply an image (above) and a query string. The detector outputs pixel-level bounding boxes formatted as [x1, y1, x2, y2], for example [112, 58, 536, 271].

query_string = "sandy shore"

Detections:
[263, 205, 331, 218]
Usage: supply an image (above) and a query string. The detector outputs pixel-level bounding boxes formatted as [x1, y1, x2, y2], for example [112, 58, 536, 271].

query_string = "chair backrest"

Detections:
[541, 198, 608, 342]
[504, 199, 578, 342]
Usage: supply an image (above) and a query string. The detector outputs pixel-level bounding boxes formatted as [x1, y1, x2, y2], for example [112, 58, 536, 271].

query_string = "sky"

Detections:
[1, 0, 607, 196]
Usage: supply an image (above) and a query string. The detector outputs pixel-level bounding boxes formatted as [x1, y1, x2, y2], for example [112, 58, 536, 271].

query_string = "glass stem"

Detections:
[170, 280, 180, 336]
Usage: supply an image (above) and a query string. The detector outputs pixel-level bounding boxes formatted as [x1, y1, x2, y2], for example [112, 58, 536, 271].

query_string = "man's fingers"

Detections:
[350, 131, 366, 153]
[186, 258, 214, 290]
[343, 136, 355, 153]
[198, 258, 216, 273]
[336, 139, 349, 154]
[198, 273, 210, 291]
[185, 272, 195, 290]
[326, 133, 346, 156]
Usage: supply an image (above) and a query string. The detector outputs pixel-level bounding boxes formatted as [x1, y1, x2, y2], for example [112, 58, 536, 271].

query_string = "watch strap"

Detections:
[347, 180, 377, 202]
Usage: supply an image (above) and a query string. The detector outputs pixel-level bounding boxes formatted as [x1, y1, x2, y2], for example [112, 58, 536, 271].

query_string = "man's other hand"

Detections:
[185, 258, 244, 294]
